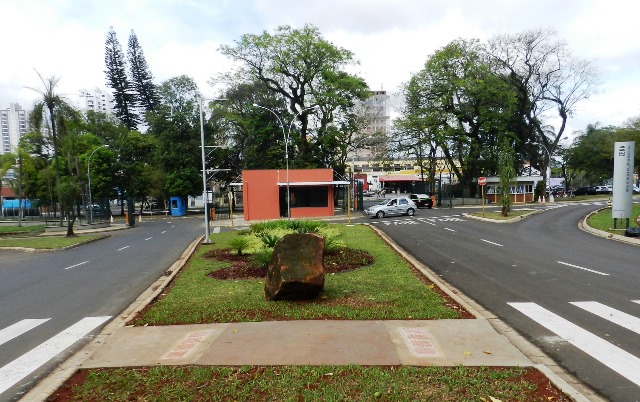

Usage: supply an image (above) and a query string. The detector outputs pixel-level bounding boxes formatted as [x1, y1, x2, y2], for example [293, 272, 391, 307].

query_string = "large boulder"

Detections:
[265, 233, 325, 301]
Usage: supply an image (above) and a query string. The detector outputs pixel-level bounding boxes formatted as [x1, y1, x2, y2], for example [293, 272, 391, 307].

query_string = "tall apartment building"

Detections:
[77, 88, 114, 114]
[0, 103, 28, 155]
[348, 90, 390, 162]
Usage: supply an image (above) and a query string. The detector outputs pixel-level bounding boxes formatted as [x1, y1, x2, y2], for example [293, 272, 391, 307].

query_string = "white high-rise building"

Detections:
[77, 88, 114, 114]
[0, 103, 28, 155]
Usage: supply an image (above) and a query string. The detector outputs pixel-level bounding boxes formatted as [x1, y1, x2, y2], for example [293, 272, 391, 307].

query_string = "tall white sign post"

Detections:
[612, 141, 635, 228]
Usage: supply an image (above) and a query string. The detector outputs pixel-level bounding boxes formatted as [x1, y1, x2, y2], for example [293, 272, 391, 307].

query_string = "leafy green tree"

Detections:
[105, 27, 139, 130]
[487, 29, 598, 175]
[128, 30, 160, 114]
[58, 178, 81, 237]
[219, 24, 369, 168]
[400, 39, 517, 196]
[498, 145, 516, 216]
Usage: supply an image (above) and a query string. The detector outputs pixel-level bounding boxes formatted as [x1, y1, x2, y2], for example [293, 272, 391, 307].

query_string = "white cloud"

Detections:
[1, 0, 638, 133]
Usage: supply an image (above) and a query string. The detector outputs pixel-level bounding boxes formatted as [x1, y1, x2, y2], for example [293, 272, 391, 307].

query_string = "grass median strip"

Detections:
[133, 224, 460, 325]
[0, 234, 103, 249]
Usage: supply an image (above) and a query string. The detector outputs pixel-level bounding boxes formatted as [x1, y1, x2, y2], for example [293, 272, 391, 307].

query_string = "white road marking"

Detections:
[571, 302, 640, 334]
[0, 316, 111, 394]
[117, 246, 130, 251]
[64, 261, 89, 270]
[509, 302, 640, 387]
[444, 228, 456, 232]
[633, 300, 640, 305]
[0, 319, 50, 347]
[557, 261, 609, 276]
[161, 230, 167, 234]
[480, 239, 503, 247]
[144, 237, 153, 241]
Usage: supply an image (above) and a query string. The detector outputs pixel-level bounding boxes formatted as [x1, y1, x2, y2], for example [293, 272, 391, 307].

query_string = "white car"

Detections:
[364, 197, 417, 218]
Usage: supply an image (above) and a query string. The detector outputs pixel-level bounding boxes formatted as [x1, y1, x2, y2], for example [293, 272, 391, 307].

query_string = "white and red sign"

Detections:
[478, 176, 487, 186]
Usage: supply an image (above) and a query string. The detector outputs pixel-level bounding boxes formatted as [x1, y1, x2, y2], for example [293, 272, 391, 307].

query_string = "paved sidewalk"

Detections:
[21, 211, 602, 402]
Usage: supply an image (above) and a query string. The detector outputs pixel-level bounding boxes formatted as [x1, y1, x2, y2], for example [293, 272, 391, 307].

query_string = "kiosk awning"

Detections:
[277, 181, 350, 186]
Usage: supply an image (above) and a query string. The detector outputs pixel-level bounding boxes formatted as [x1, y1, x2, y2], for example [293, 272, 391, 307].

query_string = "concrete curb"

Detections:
[579, 207, 640, 247]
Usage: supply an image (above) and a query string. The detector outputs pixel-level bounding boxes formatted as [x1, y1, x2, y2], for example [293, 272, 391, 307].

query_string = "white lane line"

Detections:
[64, 261, 89, 270]
[633, 300, 640, 305]
[509, 302, 640, 387]
[144, 237, 153, 241]
[212, 227, 221, 234]
[557, 261, 609, 276]
[0, 316, 112, 394]
[117, 246, 130, 251]
[161, 230, 167, 234]
[571, 302, 640, 334]
[444, 228, 456, 232]
[480, 239, 503, 247]
[0, 319, 50, 346]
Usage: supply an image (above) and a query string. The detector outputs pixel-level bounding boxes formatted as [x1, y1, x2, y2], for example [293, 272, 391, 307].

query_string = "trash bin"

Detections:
[169, 196, 186, 216]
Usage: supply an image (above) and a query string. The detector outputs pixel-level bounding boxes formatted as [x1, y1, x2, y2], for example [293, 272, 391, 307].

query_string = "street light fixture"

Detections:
[199, 97, 226, 244]
[252, 103, 318, 220]
[87, 144, 109, 224]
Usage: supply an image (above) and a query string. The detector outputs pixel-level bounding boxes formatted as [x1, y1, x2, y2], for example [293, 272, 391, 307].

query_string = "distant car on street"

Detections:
[408, 193, 433, 209]
[364, 197, 417, 218]
[573, 186, 597, 196]
[595, 186, 611, 194]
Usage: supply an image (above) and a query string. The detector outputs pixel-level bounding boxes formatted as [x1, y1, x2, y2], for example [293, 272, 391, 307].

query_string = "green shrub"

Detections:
[228, 236, 251, 255]
[251, 249, 273, 268]
[256, 231, 282, 248]
[289, 220, 327, 233]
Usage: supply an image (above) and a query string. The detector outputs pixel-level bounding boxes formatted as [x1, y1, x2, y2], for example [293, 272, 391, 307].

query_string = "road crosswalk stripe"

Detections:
[634, 300, 640, 305]
[570, 302, 640, 334]
[508, 302, 640, 387]
[0, 319, 50, 347]
[0, 316, 111, 394]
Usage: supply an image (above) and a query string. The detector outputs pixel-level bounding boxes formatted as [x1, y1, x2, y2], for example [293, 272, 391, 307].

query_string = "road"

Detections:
[370, 201, 640, 402]
[0, 217, 202, 401]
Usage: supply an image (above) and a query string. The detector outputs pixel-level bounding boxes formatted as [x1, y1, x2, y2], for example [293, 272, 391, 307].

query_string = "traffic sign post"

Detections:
[478, 177, 487, 217]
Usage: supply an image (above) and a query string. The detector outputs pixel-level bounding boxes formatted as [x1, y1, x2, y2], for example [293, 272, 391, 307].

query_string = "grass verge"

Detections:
[49, 365, 567, 402]
[133, 224, 460, 324]
[0, 224, 45, 235]
[0, 234, 103, 249]
[587, 203, 640, 234]
[470, 210, 532, 220]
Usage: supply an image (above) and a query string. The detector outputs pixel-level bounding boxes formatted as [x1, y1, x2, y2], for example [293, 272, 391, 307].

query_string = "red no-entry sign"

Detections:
[478, 176, 487, 186]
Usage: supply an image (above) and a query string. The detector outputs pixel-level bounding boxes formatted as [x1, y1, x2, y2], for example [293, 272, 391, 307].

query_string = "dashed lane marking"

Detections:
[117, 246, 130, 251]
[557, 261, 609, 276]
[64, 261, 89, 270]
[480, 239, 503, 247]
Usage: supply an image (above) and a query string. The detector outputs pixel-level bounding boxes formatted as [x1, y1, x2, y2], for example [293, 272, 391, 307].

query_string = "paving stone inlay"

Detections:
[401, 327, 438, 357]
[163, 330, 211, 360]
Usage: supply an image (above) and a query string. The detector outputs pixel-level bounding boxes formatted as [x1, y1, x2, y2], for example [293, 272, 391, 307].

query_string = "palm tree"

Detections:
[28, 71, 68, 225]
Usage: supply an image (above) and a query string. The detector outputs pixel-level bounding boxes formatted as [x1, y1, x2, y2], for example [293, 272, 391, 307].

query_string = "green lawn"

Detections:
[134, 224, 459, 325]
[0, 234, 103, 249]
[587, 203, 640, 234]
[0, 224, 45, 235]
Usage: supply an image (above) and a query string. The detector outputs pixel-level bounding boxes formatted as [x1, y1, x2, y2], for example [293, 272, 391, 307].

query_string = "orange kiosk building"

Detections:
[242, 169, 348, 221]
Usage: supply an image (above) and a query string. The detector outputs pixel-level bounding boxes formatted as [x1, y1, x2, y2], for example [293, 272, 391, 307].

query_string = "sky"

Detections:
[1, 0, 639, 139]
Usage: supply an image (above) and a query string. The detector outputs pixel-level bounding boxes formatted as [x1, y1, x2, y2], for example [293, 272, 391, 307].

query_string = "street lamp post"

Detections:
[199, 97, 227, 244]
[87, 144, 109, 224]
[252, 104, 317, 220]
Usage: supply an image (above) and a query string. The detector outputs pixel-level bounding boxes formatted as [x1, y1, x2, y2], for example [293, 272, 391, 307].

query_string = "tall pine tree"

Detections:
[128, 30, 159, 115]
[105, 27, 139, 130]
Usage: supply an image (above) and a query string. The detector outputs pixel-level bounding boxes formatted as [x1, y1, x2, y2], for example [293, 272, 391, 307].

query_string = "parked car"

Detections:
[408, 193, 433, 209]
[633, 185, 640, 194]
[573, 186, 597, 196]
[362, 190, 377, 197]
[364, 197, 417, 218]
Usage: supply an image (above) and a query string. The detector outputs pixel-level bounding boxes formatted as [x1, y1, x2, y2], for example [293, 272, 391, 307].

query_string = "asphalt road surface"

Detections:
[370, 201, 640, 402]
[0, 217, 202, 401]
